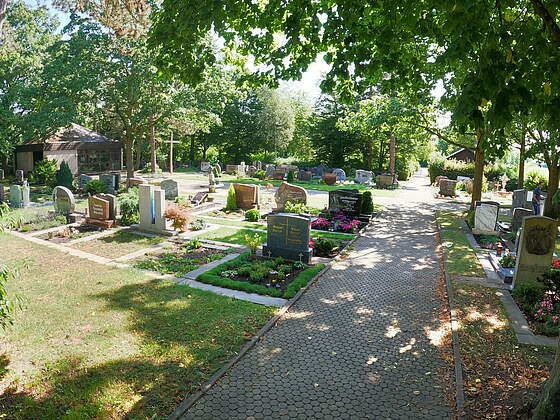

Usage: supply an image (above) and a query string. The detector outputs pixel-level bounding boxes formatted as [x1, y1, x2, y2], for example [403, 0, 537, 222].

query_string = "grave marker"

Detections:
[160, 179, 179, 200]
[135, 184, 170, 234]
[77, 174, 93, 191]
[233, 183, 259, 210]
[439, 179, 458, 197]
[275, 182, 307, 210]
[473, 201, 500, 234]
[513, 216, 557, 287]
[0, 169, 4, 180]
[52, 186, 76, 215]
[15, 170, 24, 185]
[191, 191, 208, 206]
[512, 189, 532, 212]
[332, 168, 347, 181]
[265, 164, 275, 178]
[329, 189, 363, 218]
[9, 185, 22, 208]
[355, 170, 373, 184]
[99, 173, 116, 194]
[0, 184, 4, 203]
[511, 208, 533, 233]
[263, 213, 312, 263]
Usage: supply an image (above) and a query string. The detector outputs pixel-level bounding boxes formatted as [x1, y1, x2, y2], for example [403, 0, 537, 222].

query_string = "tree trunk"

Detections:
[543, 159, 559, 219]
[471, 144, 485, 210]
[149, 116, 156, 174]
[134, 139, 142, 170]
[518, 130, 526, 189]
[1, 154, 8, 173]
[364, 137, 373, 170]
[389, 133, 396, 173]
[189, 136, 195, 162]
[0, 0, 8, 39]
[533, 337, 560, 419]
[125, 138, 134, 185]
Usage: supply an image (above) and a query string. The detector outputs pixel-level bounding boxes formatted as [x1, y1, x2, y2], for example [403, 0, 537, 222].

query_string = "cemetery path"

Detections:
[178, 172, 456, 419]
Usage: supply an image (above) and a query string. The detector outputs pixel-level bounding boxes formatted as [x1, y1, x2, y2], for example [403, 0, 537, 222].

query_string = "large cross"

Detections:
[164, 131, 181, 174]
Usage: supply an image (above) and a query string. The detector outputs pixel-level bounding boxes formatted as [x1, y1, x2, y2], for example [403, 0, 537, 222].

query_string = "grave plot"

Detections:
[131, 239, 229, 277]
[36, 224, 104, 243]
[196, 251, 325, 298]
[12, 211, 69, 233]
[70, 229, 166, 259]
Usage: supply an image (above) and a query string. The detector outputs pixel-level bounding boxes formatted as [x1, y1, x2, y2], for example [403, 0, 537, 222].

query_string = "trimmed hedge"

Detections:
[196, 252, 326, 298]
[428, 155, 517, 184]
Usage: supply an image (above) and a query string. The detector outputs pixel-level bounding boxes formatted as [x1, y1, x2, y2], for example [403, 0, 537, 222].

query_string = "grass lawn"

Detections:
[0, 233, 275, 419]
[70, 230, 167, 259]
[436, 210, 486, 279]
[195, 227, 267, 245]
[453, 283, 554, 418]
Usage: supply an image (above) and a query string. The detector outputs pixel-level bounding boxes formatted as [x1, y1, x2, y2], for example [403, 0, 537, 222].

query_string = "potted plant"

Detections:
[498, 254, 516, 282]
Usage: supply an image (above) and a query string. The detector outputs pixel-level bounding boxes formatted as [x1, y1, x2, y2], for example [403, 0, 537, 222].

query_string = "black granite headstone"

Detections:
[263, 213, 312, 263]
[328, 189, 363, 218]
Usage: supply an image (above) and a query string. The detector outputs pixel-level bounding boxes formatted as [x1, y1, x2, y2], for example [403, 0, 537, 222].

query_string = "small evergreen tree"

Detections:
[54, 161, 74, 190]
[361, 191, 373, 214]
[287, 170, 295, 183]
[226, 184, 237, 211]
[34, 158, 58, 185]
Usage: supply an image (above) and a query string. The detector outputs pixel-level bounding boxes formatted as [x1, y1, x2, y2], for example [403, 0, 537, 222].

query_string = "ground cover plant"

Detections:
[71, 230, 166, 259]
[134, 241, 227, 276]
[0, 233, 275, 419]
[197, 251, 325, 298]
[16, 213, 68, 233]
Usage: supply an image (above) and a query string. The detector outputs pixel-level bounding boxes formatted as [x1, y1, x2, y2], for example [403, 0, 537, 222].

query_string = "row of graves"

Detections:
[435, 173, 512, 198]
[0, 170, 32, 208]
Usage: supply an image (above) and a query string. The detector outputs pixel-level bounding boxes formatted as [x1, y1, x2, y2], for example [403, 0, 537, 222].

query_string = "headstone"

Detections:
[239, 162, 246, 175]
[323, 173, 337, 186]
[0, 184, 4, 203]
[0, 169, 4, 180]
[128, 176, 147, 187]
[247, 165, 257, 177]
[355, 170, 374, 184]
[21, 183, 30, 208]
[311, 164, 329, 177]
[274, 182, 308, 210]
[52, 186, 76, 214]
[298, 170, 313, 181]
[332, 168, 347, 181]
[434, 175, 449, 187]
[255, 161, 263, 170]
[112, 173, 121, 192]
[500, 174, 509, 190]
[136, 184, 169, 234]
[263, 213, 312, 263]
[15, 170, 24, 185]
[77, 174, 94, 191]
[376, 173, 396, 188]
[513, 216, 557, 287]
[191, 191, 208, 206]
[233, 183, 259, 210]
[329, 189, 363, 218]
[511, 208, 533, 233]
[88, 195, 110, 220]
[439, 179, 458, 197]
[465, 179, 474, 194]
[273, 169, 287, 179]
[512, 189, 532, 212]
[99, 173, 116, 194]
[473, 201, 500, 234]
[265, 165, 275, 178]
[97, 193, 117, 220]
[200, 161, 211, 172]
[225, 164, 238, 174]
[9, 185, 23, 208]
[457, 176, 471, 183]
[160, 179, 179, 200]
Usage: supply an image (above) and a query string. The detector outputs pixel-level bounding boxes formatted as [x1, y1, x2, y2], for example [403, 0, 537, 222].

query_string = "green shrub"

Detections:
[284, 201, 321, 215]
[85, 179, 107, 195]
[54, 161, 74, 190]
[183, 239, 202, 250]
[189, 218, 206, 231]
[226, 184, 237, 211]
[118, 187, 139, 225]
[505, 178, 518, 192]
[499, 255, 516, 268]
[361, 191, 373, 214]
[245, 209, 260, 222]
[455, 181, 466, 191]
[512, 280, 547, 312]
[466, 209, 475, 228]
[34, 159, 58, 185]
[287, 170, 295, 183]
[244, 232, 263, 256]
[254, 169, 266, 180]
[524, 171, 548, 191]
[396, 160, 419, 181]
[313, 238, 341, 257]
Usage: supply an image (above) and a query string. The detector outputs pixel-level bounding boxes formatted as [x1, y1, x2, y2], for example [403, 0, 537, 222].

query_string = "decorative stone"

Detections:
[263, 213, 312, 263]
[329, 189, 363, 218]
[99, 173, 116, 194]
[512, 189, 532, 213]
[439, 179, 458, 197]
[298, 170, 313, 182]
[128, 176, 147, 187]
[355, 170, 373, 184]
[233, 183, 259, 210]
[323, 173, 337, 186]
[511, 208, 533, 233]
[274, 182, 307, 210]
[77, 174, 93, 191]
[265, 165, 275, 178]
[513, 216, 557, 287]
[332, 168, 346, 181]
[376, 174, 396, 188]
[52, 186, 76, 214]
[160, 179, 179, 200]
[135, 184, 169, 234]
[473, 201, 500, 234]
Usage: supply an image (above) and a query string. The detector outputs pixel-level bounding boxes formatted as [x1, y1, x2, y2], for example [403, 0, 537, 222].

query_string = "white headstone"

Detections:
[52, 186, 76, 214]
[473, 201, 499, 234]
[355, 170, 373, 184]
[137, 184, 168, 234]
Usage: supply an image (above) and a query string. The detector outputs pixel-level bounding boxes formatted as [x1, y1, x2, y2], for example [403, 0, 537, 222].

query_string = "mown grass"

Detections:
[436, 210, 486, 279]
[0, 233, 275, 419]
[195, 227, 267, 245]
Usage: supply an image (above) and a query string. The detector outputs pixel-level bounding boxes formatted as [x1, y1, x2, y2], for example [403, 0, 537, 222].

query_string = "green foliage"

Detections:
[284, 264, 325, 298]
[312, 238, 341, 257]
[244, 232, 263, 255]
[287, 170, 295, 183]
[505, 178, 518, 192]
[134, 250, 224, 276]
[0, 263, 25, 330]
[164, 205, 193, 232]
[284, 200, 321, 215]
[244, 209, 260, 222]
[361, 191, 373, 214]
[33, 158, 58, 185]
[499, 255, 516, 269]
[54, 161, 73, 190]
[85, 179, 107, 195]
[512, 280, 547, 313]
[189, 218, 206, 231]
[117, 188, 139, 225]
[225, 184, 237, 211]
[466, 210, 475, 229]
[428, 156, 475, 183]
[254, 169, 266, 180]
[182, 239, 202, 250]
[524, 171, 548, 191]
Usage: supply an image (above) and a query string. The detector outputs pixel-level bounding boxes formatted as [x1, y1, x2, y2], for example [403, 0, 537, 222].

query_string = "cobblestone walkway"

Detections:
[180, 173, 455, 419]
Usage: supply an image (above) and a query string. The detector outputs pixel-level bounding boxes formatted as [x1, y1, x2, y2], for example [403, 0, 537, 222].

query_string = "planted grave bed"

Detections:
[206, 209, 246, 219]
[197, 251, 325, 298]
[70, 229, 166, 258]
[37, 223, 103, 243]
[473, 233, 503, 250]
[133, 240, 228, 276]
[311, 211, 368, 234]
[14, 213, 69, 233]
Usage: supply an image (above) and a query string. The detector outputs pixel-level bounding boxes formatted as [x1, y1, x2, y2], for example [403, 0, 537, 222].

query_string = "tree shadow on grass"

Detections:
[1, 279, 272, 419]
[98, 230, 163, 245]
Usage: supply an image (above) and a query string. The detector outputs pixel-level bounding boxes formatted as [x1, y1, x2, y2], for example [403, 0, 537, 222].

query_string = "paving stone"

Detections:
[180, 173, 454, 419]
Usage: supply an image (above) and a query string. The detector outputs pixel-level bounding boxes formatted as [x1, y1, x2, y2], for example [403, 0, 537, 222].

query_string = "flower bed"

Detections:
[473, 234, 502, 250]
[133, 240, 227, 276]
[511, 259, 560, 336]
[311, 212, 365, 233]
[197, 252, 325, 298]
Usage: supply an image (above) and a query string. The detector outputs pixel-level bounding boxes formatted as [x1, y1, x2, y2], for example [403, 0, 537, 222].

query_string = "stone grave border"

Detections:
[443, 218, 558, 348]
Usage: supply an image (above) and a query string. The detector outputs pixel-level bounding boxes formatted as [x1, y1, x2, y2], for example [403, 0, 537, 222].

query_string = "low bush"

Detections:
[499, 255, 516, 268]
[118, 188, 139, 225]
[85, 179, 107, 195]
[524, 171, 548, 191]
[311, 238, 341, 257]
[189, 218, 206, 231]
[287, 170, 295, 183]
[284, 201, 321, 215]
[244, 209, 260, 222]
[33, 158, 58, 185]
[164, 205, 193, 232]
[254, 169, 266, 180]
[244, 232, 263, 256]
[361, 191, 373, 214]
[54, 161, 74, 190]
[512, 280, 547, 312]
[428, 155, 475, 183]
[505, 178, 518, 192]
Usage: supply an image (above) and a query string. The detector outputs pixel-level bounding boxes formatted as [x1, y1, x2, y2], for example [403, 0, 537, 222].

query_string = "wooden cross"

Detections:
[164, 131, 181, 174]
[267, 250, 272, 258]
[298, 253, 303, 262]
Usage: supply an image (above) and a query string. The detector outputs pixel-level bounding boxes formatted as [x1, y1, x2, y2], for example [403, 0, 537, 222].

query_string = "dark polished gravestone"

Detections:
[263, 213, 312, 263]
[328, 189, 363, 218]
